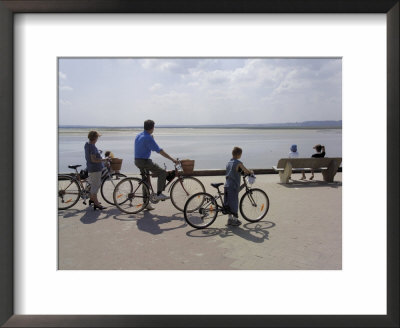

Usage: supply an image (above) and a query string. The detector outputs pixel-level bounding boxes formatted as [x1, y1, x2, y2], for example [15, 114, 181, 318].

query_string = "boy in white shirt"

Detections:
[289, 144, 306, 180]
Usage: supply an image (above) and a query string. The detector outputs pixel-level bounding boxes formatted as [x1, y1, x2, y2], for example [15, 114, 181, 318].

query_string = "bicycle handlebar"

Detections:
[174, 158, 182, 169]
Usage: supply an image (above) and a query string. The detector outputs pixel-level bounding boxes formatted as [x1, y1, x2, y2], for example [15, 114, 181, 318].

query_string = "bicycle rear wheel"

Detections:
[184, 192, 218, 229]
[113, 177, 149, 214]
[100, 173, 127, 205]
[58, 175, 80, 210]
[239, 188, 269, 222]
[170, 177, 205, 212]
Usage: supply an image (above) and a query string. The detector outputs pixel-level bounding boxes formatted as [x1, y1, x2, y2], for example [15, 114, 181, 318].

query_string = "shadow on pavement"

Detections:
[58, 208, 82, 219]
[186, 220, 276, 243]
[280, 180, 342, 189]
[79, 206, 127, 224]
[112, 208, 145, 221]
[65, 205, 276, 243]
[135, 211, 186, 235]
[186, 228, 223, 237]
[79, 207, 102, 224]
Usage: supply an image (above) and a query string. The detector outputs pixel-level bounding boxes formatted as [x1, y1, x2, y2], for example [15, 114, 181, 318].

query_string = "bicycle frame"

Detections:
[209, 175, 256, 214]
[60, 161, 116, 204]
[139, 161, 191, 196]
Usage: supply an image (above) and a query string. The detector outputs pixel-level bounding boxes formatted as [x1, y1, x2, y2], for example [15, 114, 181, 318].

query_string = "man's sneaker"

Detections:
[155, 193, 170, 201]
[145, 204, 155, 211]
[227, 218, 242, 226]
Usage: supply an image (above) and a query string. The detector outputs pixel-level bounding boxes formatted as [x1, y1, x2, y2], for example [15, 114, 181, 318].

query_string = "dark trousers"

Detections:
[135, 159, 167, 194]
[224, 186, 239, 218]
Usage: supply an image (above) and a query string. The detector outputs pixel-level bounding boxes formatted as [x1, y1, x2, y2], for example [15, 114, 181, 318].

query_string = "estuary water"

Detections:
[59, 127, 342, 174]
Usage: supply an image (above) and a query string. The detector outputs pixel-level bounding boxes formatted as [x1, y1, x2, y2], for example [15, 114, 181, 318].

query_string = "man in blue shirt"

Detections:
[135, 120, 178, 207]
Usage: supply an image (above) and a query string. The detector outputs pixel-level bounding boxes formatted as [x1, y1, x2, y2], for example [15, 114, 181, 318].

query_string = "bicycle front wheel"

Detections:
[184, 192, 218, 229]
[170, 177, 205, 212]
[239, 188, 269, 222]
[113, 177, 149, 214]
[100, 173, 127, 205]
[58, 175, 80, 210]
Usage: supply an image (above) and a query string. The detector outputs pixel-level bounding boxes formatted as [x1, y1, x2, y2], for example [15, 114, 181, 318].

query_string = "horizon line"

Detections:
[60, 120, 342, 128]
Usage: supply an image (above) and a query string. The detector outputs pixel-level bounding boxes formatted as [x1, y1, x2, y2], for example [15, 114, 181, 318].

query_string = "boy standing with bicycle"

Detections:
[224, 146, 253, 226]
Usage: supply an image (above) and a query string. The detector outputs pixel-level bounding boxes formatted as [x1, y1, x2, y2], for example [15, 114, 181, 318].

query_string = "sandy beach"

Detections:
[58, 172, 342, 270]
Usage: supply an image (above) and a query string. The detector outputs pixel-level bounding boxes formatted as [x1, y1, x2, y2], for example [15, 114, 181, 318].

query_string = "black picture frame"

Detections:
[0, 0, 398, 327]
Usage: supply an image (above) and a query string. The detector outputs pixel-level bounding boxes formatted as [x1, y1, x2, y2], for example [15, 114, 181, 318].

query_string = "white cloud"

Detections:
[60, 86, 73, 91]
[149, 83, 162, 92]
[59, 58, 341, 126]
[141, 59, 201, 74]
[59, 71, 67, 80]
[151, 90, 190, 104]
[60, 99, 71, 106]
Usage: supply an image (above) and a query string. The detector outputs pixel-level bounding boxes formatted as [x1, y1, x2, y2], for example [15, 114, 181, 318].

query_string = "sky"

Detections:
[58, 58, 342, 126]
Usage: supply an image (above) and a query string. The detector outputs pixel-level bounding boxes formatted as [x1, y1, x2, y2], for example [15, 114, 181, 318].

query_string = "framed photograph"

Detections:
[1, 1, 398, 327]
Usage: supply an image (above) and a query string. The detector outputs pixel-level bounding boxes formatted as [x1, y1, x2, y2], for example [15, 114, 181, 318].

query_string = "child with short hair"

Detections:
[104, 151, 114, 158]
[104, 150, 120, 174]
[289, 144, 306, 180]
[224, 146, 253, 226]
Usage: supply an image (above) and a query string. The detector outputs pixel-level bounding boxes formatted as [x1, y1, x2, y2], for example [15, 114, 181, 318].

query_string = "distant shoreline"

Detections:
[59, 126, 342, 130]
[59, 121, 342, 130]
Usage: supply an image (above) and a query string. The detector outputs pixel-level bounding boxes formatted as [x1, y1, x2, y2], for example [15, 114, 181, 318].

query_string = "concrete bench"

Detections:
[273, 157, 342, 183]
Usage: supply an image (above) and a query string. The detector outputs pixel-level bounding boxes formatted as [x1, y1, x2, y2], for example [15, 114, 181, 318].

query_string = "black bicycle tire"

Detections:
[239, 188, 269, 222]
[113, 177, 150, 214]
[170, 176, 206, 212]
[100, 173, 127, 205]
[58, 175, 81, 210]
[183, 192, 218, 229]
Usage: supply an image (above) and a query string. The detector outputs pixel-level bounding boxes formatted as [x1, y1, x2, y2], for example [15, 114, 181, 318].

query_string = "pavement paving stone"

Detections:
[58, 173, 342, 270]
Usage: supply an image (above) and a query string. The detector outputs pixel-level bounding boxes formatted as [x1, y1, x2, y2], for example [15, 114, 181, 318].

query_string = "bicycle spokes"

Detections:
[184, 192, 218, 229]
[240, 188, 269, 222]
[170, 177, 205, 212]
[113, 177, 150, 214]
[58, 175, 81, 210]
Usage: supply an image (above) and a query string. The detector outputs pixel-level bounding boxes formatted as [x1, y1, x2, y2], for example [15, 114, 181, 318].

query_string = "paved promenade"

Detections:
[58, 172, 342, 270]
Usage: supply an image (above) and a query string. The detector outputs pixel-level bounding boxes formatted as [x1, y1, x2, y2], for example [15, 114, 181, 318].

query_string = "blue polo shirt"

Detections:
[134, 130, 162, 159]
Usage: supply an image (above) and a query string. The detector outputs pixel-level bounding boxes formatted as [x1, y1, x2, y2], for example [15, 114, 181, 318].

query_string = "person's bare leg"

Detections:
[90, 194, 102, 206]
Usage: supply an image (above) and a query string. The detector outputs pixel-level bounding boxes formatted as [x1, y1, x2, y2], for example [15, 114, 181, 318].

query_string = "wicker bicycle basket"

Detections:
[110, 158, 123, 171]
[180, 159, 195, 174]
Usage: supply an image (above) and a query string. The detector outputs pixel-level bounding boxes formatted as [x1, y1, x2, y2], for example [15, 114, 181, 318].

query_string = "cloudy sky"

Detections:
[59, 58, 341, 126]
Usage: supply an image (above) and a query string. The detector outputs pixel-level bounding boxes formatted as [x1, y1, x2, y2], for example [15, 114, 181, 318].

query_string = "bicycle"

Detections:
[183, 174, 269, 229]
[112, 160, 205, 214]
[58, 161, 126, 210]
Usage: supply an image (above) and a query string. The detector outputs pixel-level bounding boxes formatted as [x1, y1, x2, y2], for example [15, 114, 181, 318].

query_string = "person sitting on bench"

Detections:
[288, 144, 306, 180]
[310, 144, 326, 180]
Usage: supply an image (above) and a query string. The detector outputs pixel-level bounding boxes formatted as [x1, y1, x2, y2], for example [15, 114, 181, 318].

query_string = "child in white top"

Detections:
[289, 144, 306, 180]
[289, 144, 299, 158]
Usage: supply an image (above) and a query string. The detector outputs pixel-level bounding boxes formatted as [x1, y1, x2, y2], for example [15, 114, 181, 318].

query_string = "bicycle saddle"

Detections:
[211, 183, 224, 189]
[68, 165, 82, 169]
